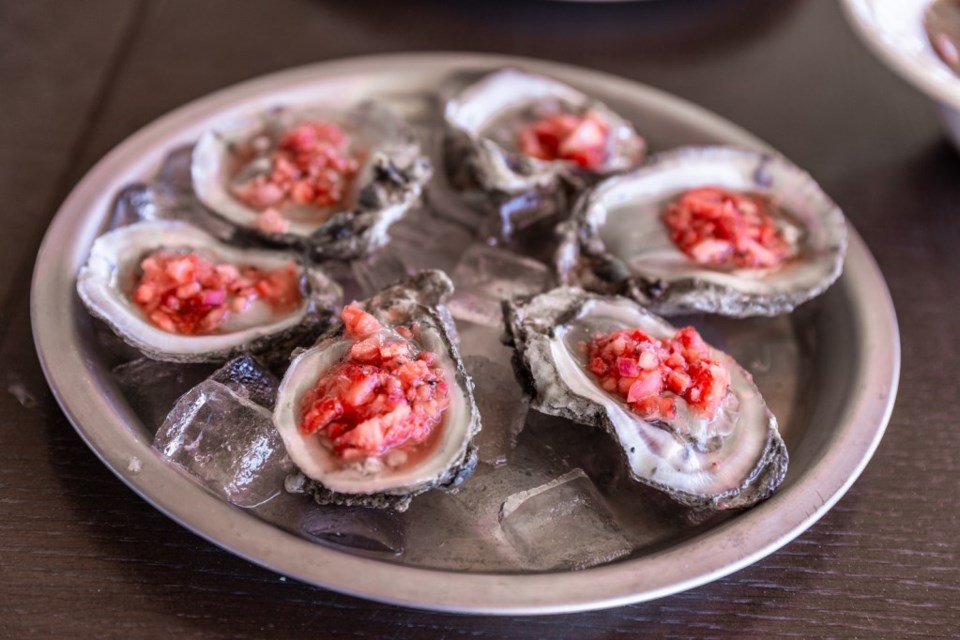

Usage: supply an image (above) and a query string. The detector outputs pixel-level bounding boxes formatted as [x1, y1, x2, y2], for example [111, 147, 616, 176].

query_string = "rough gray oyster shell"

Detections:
[273, 270, 481, 512]
[76, 220, 341, 363]
[192, 101, 432, 261]
[444, 68, 645, 238]
[505, 287, 788, 510]
[556, 146, 847, 317]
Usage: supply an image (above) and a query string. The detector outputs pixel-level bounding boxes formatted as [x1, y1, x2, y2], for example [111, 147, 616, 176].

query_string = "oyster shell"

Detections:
[76, 220, 341, 363]
[556, 146, 847, 317]
[505, 287, 788, 510]
[192, 101, 432, 261]
[444, 68, 645, 238]
[273, 271, 481, 512]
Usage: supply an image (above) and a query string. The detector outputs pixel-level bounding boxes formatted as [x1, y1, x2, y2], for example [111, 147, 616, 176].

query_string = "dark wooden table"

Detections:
[3, 0, 958, 637]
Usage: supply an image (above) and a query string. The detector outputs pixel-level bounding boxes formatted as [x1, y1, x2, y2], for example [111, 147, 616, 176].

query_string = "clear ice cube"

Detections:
[113, 358, 217, 435]
[420, 128, 489, 230]
[209, 354, 280, 410]
[396, 430, 581, 571]
[463, 354, 528, 467]
[252, 480, 406, 555]
[299, 504, 405, 555]
[156, 144, 194, 190]
[107, 180, 238, 242]
[448, 243, 552, 327]
[153, 380, 290, 508]
[498, 468, 632, 571]
[455, 318, 533, 466]
[350, 248, 413, 297]
[349, 204, 475, 296]
[108, 182, 182, 230]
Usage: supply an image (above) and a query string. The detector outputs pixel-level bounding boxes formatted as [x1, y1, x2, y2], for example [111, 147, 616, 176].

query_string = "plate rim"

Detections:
[31, 52, 900, 614]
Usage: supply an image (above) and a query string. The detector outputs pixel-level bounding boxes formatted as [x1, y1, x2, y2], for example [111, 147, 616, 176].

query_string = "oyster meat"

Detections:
[76, 220, 341, 363]
[505, 287, 788, 510]
[444, 68, 645, 237]
[273, 271, 481, 512]
[557, 146, 847, 317]
[192, 101, 432, 261]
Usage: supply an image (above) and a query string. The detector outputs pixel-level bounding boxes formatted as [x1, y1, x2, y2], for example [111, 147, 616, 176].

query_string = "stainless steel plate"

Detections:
[31, 53, 899, 614]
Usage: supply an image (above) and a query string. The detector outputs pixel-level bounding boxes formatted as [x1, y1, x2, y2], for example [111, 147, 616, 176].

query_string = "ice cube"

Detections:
[498, 468, 632, 571]
[522, 411, 627, 495]
[115, 354, 278, 436]
[153, 380, 290, 508]
[397, 432, 591, 571]
[350, 248, 413, 297]
[349, 205, 475, 296]
[210, 354, 280, 410]
[108, 182, 181, 230]
[389, 204, 476, 273]
[113, 358, 217, 434]
[156, 144, 195, 190]
[455, 318, 532, 465]
[421, 128, 488, 230]
[447, 244, 552, 327]
[299, 504, 405, 555]
[107, 181, 238, 242]
[463, 354, 528, 466]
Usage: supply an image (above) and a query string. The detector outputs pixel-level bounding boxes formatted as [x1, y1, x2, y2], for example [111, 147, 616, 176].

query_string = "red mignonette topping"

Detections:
[299, 305, 450, 461]
[133, 250, 301, 335]
[232, 121, 361, 229]
[586, 325, 731, 423]
[662, 187, 792, 269]
[517, 111, 609, 171]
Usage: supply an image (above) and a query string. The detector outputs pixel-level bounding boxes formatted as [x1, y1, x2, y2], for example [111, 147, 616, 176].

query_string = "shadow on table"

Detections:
[319, 0, 803, 61]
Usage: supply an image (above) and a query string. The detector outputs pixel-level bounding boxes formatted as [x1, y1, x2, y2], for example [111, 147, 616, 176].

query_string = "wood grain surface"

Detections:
[2, 0, 958, 637]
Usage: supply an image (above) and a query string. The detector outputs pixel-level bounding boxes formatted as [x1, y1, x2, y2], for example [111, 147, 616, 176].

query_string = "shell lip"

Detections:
[75, 219, 341, 363]
[557, 145, 848, 317]
[191, 101, 433, 258]
[504, 287, 789, 510]
[272, 270, 481, 506]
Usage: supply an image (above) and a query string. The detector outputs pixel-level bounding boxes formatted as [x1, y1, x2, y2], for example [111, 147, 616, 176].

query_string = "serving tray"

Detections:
[31, 53, 899, 614]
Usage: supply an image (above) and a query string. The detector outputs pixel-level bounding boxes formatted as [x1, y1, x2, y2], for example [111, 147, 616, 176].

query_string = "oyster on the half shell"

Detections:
[556, 146, 847, 317]
[444, 68, 645, 238]
[273, 271, 481, 512]
[505, 287, 788, 510]
[192, 101, 432, 261]
[76, 220, 341, 363]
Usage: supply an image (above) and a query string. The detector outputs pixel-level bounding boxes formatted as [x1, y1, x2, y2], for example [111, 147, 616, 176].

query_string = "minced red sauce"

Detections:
[299, 305, 450, 462]
[132, 249, 301, 335]
[231, 121, 361, 233]
[662, 187, 792, 269]
[517, 111, 609, 170]
[586, 325, 730, 423]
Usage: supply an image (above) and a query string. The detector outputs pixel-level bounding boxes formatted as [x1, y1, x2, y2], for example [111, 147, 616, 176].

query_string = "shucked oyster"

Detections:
[192, 101, 432, 261]
[445, 68, 645, 237]
[77, 220, 341, 363]
[274, 271, 481, 512]
[557, 146, 847, 317]
[505, 287, 787, 510]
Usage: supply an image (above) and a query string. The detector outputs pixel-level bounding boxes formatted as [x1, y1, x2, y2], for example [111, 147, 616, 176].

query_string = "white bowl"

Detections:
[842, 0, 960, 149]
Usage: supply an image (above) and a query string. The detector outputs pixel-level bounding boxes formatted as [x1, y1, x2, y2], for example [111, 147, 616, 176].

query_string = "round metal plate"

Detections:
[31, 53, 899, 614]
